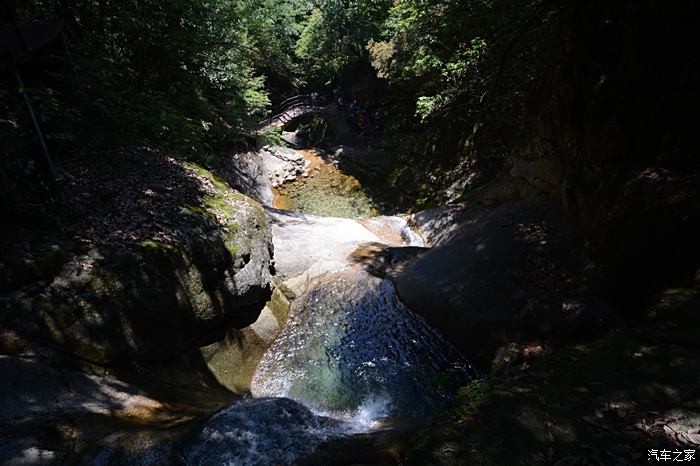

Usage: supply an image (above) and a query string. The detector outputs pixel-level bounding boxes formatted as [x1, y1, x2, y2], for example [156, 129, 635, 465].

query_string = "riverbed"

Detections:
[273, 148, 381, 218]
[181, 144, 478, 465]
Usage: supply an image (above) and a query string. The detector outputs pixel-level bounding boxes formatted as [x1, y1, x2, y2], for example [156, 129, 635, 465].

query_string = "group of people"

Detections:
[304, 85, 374, 132]
[332, 86, 371, 130]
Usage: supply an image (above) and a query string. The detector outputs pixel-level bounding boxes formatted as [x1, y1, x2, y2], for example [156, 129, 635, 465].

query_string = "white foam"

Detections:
[303, 393, 393, 434]
[344, 394, 393, 432]
[400, 222, 425, 246]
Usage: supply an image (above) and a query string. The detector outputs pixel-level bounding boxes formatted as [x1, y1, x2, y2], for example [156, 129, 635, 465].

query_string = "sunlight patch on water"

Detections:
[273, 151, 380, 218]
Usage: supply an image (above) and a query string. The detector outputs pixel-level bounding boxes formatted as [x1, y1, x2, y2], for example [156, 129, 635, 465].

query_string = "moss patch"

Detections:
[138, 239, 180, 253]
[266, 287, 291, 327]
[450, 379, 493, 417]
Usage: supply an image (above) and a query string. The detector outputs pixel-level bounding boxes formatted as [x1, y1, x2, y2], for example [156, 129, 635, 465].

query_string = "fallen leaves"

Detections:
[51, 146, 225, 249]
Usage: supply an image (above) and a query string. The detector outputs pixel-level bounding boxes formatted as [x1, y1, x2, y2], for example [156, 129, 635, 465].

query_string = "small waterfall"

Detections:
[251, 268, 476, 423]
[358, 215, 425, 247]
[400, 220, 424, 246]
[185, 145, 475, 465]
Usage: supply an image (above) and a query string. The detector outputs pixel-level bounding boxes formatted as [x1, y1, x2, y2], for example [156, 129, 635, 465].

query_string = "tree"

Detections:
[295, 0, 392, 84]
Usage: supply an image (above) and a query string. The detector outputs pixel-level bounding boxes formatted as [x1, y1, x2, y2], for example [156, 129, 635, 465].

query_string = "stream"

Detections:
[272, 149, 380, 218]
[183, 144, 477, 465]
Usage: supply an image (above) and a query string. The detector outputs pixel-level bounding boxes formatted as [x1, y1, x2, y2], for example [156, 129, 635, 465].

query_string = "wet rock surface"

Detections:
[266, 208, 383, 280]
[5, 137, 692, 466]
[252, 268, 476, 417]
[182, 398, 341, 466]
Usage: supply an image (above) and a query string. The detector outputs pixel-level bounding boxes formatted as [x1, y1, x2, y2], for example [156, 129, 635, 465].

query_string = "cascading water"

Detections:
[184, 248, 477, 465]
[251, 267, 477, 423]
[183, 146, 477, 466]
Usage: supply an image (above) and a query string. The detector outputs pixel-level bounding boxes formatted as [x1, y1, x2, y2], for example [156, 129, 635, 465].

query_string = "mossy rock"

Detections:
[1, 161, 274, 366]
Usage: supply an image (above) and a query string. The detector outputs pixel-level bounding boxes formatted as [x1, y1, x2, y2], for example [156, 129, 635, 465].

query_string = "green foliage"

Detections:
[367, 0, 497, 120]
[256, 127, 288, 148]
[413, 38, 488, 121]
[290, 0, 561, 188]
[8, 0, 310, 166]
[352, 0, 565, 201]
[452, 378, 492, 416]
[6, 0, 564, 213]
[295, 0, 393, 84]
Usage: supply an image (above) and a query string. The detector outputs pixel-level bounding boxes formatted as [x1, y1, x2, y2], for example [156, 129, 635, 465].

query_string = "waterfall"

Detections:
[251, 268, 477, 421]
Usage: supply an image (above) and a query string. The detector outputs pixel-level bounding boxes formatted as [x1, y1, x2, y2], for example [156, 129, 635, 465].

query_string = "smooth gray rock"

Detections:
[228, 151, 275, 206]
[266, 208, 383, 280]
[392, 201, 601, 367]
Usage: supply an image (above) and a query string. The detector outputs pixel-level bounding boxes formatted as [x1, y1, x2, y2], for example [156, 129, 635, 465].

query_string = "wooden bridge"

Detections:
[258, 94, 335, 131]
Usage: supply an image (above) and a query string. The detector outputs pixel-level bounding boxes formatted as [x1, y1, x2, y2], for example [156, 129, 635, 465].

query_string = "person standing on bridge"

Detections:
[310, 91, 319, 105]
[333, 86, 344, 108]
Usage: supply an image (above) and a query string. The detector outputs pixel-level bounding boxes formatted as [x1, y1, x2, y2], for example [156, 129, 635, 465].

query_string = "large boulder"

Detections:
[0, 150, 274, 366]
[251, 268, 476, 416]
[389, 201, 603, 369]
[224, 151, 274, 206]
[225, 146, 309, 198]
[182, 398, 340, 466]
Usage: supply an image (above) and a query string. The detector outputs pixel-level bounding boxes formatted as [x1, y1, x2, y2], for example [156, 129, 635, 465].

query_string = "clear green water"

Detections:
[275, 160, 379, 219]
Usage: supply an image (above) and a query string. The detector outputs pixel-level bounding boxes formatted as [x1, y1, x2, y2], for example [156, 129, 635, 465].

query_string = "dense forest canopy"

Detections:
[3, 0, 307, 158]
[3, 0, 565, 156]
[3, 0, 687, 151]
[3, 0, 699, 288]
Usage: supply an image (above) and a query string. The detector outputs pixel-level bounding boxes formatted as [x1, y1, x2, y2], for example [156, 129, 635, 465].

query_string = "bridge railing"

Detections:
[259, 94, 331, 128]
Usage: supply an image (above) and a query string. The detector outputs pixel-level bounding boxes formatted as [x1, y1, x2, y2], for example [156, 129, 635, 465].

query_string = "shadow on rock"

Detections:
[1, 146, 274, 367]
[383, 200, 607, 371]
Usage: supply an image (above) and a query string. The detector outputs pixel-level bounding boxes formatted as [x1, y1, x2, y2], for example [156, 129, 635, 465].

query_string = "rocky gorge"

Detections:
[0, 139, 460, 464]
[0, 129, 569, 461]
[2, 119, 699, 464]
[3, 1, 700, 464]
